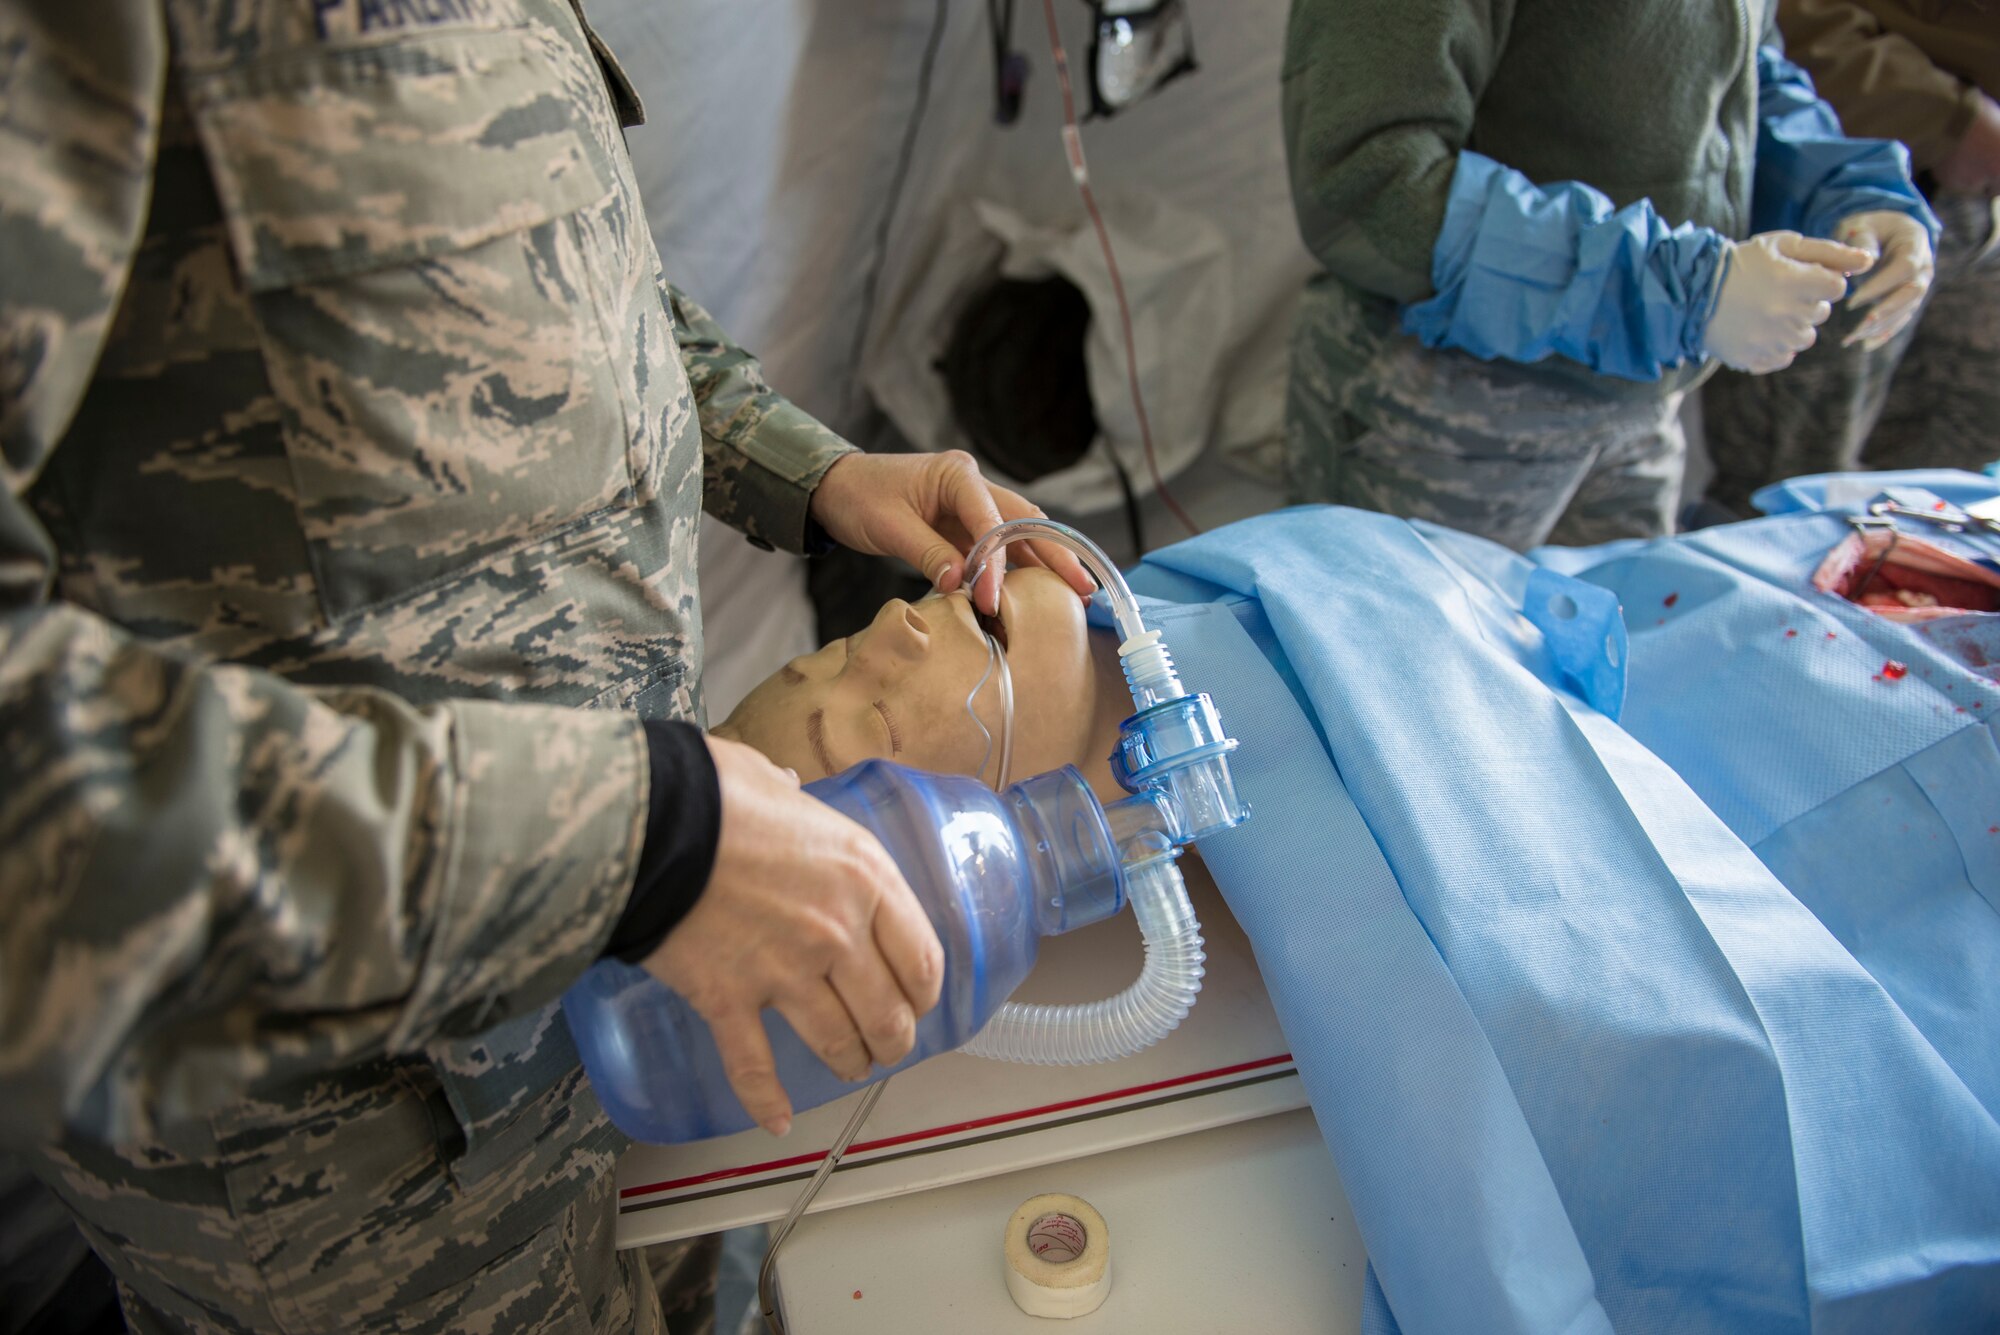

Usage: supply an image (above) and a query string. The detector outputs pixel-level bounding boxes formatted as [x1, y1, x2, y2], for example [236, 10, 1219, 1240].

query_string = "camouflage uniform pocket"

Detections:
[353, 1195, 592, 1334]
[183, 26, 646, 625]
[211, 1054, 610, 1331]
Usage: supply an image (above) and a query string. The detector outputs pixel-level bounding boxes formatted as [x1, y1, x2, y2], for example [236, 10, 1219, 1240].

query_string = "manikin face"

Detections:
[717, 568, 1096, 786]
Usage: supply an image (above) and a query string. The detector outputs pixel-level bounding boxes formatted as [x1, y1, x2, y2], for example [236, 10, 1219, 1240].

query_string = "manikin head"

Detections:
[713, 568, 1108, 788]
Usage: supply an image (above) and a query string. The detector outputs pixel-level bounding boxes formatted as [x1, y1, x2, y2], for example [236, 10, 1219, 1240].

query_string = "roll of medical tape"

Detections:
[1002, 1193, 1112, 1319]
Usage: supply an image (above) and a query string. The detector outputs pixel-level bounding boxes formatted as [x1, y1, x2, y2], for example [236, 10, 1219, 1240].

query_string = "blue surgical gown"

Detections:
[1539, 471, 2000, 1128]
[1110, 505, 2000, 1334]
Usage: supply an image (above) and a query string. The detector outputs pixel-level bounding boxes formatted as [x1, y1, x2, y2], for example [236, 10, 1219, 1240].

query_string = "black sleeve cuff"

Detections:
[603, 720, 723, 964]
[802, 513, 839, 558]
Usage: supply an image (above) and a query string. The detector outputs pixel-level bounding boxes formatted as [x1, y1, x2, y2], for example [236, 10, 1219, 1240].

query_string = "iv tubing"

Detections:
[759, 1077, 888, 1335]
[1037, 0, 1199, 538]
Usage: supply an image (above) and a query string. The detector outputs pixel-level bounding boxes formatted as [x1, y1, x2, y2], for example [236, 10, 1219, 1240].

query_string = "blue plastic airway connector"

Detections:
[1112, 692, 1248, 840]
[562, 762, 1125, 1144]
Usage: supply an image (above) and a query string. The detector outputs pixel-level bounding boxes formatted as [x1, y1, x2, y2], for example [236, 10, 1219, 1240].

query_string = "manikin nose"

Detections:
[874, 598, 927, 635]
[861, 599, 931, 662]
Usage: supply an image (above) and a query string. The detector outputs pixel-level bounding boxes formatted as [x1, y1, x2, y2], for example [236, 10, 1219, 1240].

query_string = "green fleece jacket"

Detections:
[1283, 0, 1776, 310]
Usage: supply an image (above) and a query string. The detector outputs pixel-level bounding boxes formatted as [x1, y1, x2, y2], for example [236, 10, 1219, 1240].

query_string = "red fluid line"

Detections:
[1040, 0, 1202, 540]
[619, 1052, 1296, 1200]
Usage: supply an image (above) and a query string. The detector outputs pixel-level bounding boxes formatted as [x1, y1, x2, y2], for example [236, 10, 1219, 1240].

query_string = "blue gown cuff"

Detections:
[1752, 46, 1942, 246]
[1401, 151, 1725, 383]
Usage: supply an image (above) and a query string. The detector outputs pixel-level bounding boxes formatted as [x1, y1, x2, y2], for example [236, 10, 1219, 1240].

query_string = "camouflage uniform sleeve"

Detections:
[0, 2, 647, 1151]
[669, 286, 857, 554]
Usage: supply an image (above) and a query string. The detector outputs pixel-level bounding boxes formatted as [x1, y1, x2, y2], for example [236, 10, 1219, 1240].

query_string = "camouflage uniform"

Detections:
[0, 1154, 99, 1331]
[1704, 191, 2000, 513]
[0, 1, 851, 1331]
[1285, 276, 1692, 551]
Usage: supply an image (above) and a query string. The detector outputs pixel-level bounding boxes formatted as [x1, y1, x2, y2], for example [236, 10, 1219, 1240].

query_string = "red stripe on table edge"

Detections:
[619, 1052, 1296, 1200]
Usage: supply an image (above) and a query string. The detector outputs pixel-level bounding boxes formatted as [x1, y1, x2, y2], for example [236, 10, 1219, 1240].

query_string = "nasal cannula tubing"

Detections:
[956, 570, 1016, 791]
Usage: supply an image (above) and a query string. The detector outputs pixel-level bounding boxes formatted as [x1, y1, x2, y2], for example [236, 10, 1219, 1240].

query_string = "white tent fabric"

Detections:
[850, 0, 1313, 510]
[868, 192, 1236, 513]
[589, 0, 1309, 699]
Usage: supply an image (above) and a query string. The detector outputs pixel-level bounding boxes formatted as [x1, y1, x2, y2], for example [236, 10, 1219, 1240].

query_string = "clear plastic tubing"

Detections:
[962, 854, 1205, 1064]
[958, 519, 1207, 1065]
[963, 517, 1150, 647]
[966, 517, 1189, 711]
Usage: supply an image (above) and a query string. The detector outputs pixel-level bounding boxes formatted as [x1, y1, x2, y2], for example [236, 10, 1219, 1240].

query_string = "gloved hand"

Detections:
[1833, 210, 1936, 352]
[1703, 230, 1872, 373]
[643, 735, 945, 1136]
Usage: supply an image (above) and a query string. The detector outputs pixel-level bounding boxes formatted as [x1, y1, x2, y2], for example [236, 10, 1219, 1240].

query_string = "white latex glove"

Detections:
[1833, 210, 1936, 352]
[1703, 230, 1872, 373]
[643, 735, 944, 1135]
